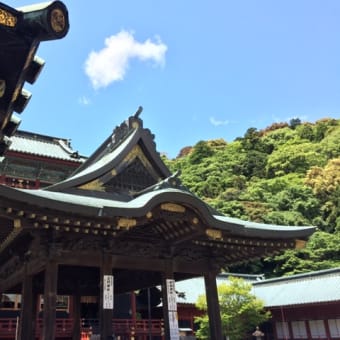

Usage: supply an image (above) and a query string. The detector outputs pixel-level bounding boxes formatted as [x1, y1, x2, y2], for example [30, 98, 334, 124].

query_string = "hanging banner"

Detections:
[166, 279, 179, 339]
[169, 310, 180, 339]
[166, 279, 177, 311]
[103, 275, 114, 309]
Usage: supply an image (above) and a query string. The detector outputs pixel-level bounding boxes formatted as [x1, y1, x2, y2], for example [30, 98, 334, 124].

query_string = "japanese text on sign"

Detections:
[103, 275, 114, 309]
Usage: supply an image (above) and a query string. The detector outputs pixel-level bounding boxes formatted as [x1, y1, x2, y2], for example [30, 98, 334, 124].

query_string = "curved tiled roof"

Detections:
[8, 130, 87, 163]
[0, 185, 315, 239]
[47, 113, 170, 192]
[0, 111, 316, 267]
[252, 268, 340, 307]
[173, 268, 340, 307]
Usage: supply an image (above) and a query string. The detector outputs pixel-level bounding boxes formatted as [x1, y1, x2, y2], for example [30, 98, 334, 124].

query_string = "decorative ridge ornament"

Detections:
[109, 106, 144, 152]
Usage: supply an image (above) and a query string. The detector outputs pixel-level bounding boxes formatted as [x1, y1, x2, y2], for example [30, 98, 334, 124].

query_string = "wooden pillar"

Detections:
[18, 263, 34, 340]
[99, 253, 113, 340]
[204, 271, 223, 340]
[42, 260, 58, 340]
[31, 293, 39, 340]
[161, 260, 179, 340]
[131, 290, 137, 337]
[72, 291, 81, 340]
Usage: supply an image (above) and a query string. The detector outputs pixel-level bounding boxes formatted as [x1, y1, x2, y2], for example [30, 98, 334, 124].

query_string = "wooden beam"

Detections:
[55, 252, 211, 274]
[0, 257, 46, 293]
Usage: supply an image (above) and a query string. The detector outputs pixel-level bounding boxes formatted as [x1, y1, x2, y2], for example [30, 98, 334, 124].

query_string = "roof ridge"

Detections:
[253, 267, 340, 285]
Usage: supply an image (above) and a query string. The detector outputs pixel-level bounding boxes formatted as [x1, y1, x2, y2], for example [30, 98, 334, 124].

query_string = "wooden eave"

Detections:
[0, 184, 315, 239]
[0, 185, 314, 267]
[0, 184, 314, 294]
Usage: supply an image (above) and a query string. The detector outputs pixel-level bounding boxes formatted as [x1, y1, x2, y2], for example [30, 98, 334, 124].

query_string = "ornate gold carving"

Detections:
[192, 217, 199, 225]
[50, 8, 66, 33]
[132, 120, 140, 129]
[13, 219, 21, 228]
[123, 145, 162, 181]
[295, 239, 306, 249]
[0, 9, 17, 27]
[79, 179, 105, 191]
[206, 229, 222, 240]
[117, 218, 137, 228]
[161, 203, 186, 213]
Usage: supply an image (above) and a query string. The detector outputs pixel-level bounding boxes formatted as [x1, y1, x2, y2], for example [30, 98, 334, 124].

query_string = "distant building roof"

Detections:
[175, 273, 264, 305]
[176, 268, 340, 308]
[252, 267, 340, 307]
[7, 130, 87, 163]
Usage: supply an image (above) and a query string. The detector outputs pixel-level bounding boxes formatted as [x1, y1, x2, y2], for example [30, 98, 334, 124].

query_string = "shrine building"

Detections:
[0, 2, 316, 339]
[0, 110, 315, 340]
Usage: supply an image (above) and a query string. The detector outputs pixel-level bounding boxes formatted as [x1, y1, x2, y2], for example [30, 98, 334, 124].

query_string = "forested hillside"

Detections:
[164, 118, 340, 277]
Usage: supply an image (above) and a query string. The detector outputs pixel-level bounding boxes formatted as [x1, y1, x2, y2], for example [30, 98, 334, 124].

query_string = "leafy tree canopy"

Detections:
[195, 277, 271, 340]
[165, 118, 340, 276]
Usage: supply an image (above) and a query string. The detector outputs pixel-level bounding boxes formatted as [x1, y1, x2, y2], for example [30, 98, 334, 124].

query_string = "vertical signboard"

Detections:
[103, 275, 114, 309]
[166, 279, 179, 339]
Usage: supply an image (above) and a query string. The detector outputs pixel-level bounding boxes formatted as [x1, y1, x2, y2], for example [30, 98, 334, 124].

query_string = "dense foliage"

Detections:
[164, 118, 340, 277]
[195, 277, 271, 340]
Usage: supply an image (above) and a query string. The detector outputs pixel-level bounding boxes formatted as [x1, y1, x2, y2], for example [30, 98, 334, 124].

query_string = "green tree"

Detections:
[267, 231, 340, 276]
[189, 140, 214, 164]
[195, 277, 271, 340]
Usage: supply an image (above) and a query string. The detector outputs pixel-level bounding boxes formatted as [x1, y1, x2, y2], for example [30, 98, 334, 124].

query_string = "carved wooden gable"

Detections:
[48, 108, 171, 196]
[78, 144, 162, 195]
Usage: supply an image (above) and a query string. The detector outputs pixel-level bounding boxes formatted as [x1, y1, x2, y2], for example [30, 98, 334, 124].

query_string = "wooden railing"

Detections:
[0, 318, 165, 339]
[0, 318, 18, 339]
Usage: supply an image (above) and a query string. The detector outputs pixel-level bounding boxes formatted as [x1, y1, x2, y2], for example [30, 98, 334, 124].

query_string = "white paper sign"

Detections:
[169, 310, 180, 339]
[166, 279, 179, 339]
[166, 279, 177, 311]
[103, 275, 114, 309]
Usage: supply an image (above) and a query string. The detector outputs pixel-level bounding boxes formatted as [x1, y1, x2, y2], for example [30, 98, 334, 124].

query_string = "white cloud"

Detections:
[210, 116, 229, 126]
[85, 30, 167, 89]
[78, 96, 91, 105]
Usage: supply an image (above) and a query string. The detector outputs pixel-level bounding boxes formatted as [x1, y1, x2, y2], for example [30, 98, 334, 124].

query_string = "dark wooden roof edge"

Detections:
[71, 106, 143, 174]
[46, 111, 171, 192]
[45, 127, 139, 192]
[0, 184, 316, 240]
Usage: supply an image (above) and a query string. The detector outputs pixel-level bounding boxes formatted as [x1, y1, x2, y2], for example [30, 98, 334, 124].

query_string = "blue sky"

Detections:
[6, 0, 340, 158]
